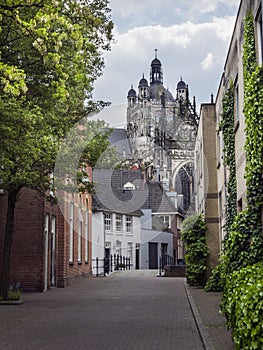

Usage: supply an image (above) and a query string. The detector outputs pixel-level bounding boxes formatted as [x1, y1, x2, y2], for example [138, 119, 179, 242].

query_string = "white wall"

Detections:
[91, 212, 105, 271]
[140, 228, 174, 269]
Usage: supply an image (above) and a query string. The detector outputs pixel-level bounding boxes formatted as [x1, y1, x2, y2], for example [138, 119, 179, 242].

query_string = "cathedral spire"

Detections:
[150, 49, 163, 85]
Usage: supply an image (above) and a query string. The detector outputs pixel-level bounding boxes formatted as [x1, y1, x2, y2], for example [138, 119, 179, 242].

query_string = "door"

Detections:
[136, 244, 140, 270]
[50, 216, 56, 287]
[44, 215, 49, 292]
[148, 242, 158, 269]
[105, 247, 110, 274]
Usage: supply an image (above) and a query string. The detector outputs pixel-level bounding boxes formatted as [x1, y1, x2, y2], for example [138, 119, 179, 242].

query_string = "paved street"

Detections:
[0, 271, 204, 350]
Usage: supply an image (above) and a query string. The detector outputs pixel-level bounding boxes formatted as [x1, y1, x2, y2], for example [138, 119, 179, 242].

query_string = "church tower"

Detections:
[126, 52, 198, 213]
[150, 49, 163, 86]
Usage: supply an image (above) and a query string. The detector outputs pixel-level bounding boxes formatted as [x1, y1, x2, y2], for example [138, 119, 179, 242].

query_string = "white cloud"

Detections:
[201, 53, 214, 70]
[94, 2, 238, 118]
[212, 16, 236, 41]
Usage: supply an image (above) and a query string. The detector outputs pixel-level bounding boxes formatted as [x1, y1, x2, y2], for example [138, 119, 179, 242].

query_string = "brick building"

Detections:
[0, 181, 92, 292]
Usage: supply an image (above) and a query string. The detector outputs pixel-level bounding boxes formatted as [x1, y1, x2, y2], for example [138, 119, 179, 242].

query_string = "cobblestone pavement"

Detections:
[0, 271, 204, 350]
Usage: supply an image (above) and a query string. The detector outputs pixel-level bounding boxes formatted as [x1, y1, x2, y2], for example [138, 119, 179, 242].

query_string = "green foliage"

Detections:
[218, 10, 263, 277]
[243, 12, 263, 213]
[218, 12, 263, 350]
[0, 290, 20, 301]
[181, 214, 208, 286]
[0, 0, 114, 301]
[222, 263, 263, 350]
[204, 263, 224, 292]
[218, 82, 237, 243]
[0, 0, 114, 194]
[222, 207, 263, 274]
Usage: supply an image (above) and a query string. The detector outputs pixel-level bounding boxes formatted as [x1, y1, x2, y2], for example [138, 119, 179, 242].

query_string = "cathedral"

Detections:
[126, 51, 198, 213]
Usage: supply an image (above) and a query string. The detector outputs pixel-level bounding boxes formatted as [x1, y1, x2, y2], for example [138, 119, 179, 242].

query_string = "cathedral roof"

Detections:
[151, 57, 162, 67]
[138, 76, 148, 87]
[149, 84, 174, 102]
[177, 79, 187, 89]
[127, 85, 136, 97]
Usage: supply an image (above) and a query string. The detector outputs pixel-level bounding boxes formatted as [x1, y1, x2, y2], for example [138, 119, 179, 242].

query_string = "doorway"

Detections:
[148, 242, 158, 269]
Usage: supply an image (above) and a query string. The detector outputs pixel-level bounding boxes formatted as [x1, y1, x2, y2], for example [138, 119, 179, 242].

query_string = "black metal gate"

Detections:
[92, 254, 131, 277]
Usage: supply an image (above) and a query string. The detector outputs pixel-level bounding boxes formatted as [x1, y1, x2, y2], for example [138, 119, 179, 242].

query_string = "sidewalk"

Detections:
[186, 283, 235, 350]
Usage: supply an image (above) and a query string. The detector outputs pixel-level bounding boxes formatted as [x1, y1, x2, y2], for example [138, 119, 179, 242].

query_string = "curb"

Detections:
[184, 281, 216, 350]
[0, 300, 23, 305]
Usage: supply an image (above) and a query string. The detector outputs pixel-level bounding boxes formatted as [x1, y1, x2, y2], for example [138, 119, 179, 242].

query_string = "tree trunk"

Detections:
[0, 190, 19, 300]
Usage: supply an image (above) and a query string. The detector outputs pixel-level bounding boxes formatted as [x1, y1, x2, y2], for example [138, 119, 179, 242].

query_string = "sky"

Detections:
[92, 0, 240, 126]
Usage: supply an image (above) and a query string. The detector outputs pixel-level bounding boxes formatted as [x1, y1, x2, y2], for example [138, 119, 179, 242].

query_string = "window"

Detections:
[116, 240, 121, 255]
[127, 242, 133, 262]
[69, 203, 74, 263]
[85, 209, 89, 263]
[116, 214, 123, 232]
[237, 198, 243, 213]
[234, 77, 240, 126]
[159, 215, 170, 228]
[104, 213, 112, 231]
[78, 208, 83, 263]
[126, 216, 132, 233]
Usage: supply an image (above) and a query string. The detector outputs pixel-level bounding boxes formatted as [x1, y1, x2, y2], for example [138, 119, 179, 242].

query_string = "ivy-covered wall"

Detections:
[206, 10, 263, 350]
[218, 81, 237, 249]
[222, 11, 263, 273]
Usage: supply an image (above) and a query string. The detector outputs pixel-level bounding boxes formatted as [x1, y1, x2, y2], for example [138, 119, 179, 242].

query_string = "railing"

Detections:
[159, 254, 176, 276]
[92, 254, 131, 277]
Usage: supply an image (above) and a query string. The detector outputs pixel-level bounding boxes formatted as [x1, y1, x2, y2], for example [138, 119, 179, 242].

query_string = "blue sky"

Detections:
[93, 0, 240, 126]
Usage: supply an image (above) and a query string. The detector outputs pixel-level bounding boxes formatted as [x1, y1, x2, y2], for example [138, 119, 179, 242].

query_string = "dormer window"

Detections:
[123, 181, 136, 190]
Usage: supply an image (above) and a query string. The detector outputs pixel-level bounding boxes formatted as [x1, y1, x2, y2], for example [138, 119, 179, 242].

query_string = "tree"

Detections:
[181, 214, 208, 286]
[0, 0, 113, 300]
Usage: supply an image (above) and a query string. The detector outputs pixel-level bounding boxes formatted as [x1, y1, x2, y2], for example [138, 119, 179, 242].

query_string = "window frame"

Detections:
[125, 215, 132, 233]
[104, 213, 112, 232]
[116, 214, 123, 232]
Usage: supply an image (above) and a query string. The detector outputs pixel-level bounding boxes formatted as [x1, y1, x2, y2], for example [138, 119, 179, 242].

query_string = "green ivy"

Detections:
[223, 207, 263, 274]
[205, 79, 237, 292]
[243, 12, 263, 214]
[219, 11, 263, 350]
[218, 81, 237, 248]
[216, 11, 263, 275]
[204, 263, 224, 292]
[222, 263, 263, 350]
[181, 214, 208, 286]
[207, 8, 263, 300]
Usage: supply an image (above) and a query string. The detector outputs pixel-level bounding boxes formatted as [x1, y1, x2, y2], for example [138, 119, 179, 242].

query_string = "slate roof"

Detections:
[92, 169, 177, 216]
[108, 128, 132, 159]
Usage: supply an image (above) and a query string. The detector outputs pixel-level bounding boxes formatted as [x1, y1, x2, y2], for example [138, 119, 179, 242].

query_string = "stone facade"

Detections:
[194, 103, 220, 276]
[126, 52, 198, 214]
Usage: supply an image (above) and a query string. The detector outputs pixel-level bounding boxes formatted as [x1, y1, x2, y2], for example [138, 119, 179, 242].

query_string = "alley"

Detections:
[0, 271, 204, 350]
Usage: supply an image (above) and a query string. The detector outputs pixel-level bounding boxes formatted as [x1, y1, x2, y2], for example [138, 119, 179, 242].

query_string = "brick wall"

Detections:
[0, 188, 46, 292]
[0, 173, 93, 292]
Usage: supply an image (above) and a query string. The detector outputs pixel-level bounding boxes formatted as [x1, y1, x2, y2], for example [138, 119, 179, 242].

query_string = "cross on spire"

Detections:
[155, 48, 158, 58]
